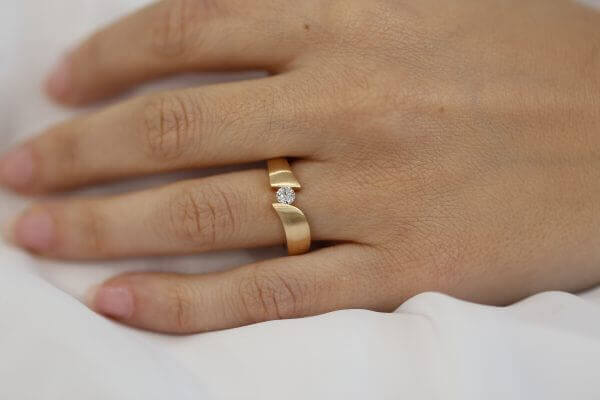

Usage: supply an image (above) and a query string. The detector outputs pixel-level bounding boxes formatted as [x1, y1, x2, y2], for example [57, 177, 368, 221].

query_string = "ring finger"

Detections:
[7, 165, 347, 259]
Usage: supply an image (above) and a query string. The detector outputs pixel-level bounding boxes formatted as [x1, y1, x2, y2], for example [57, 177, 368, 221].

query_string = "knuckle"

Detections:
[49, 123, 86, 179]
[167, 188, 216, 247]
[152, 0, 195, 58]
[167, 183, 239, 249]
[78, 204, 109, 255]
[152, 0, 222, 58]
[165, 282, 196, 332]
[141, 93, 197, 162]
[237, 267, 306, 323]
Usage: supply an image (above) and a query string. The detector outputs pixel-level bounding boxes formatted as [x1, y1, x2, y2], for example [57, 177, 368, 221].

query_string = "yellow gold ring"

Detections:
[267, 158, 311, 255]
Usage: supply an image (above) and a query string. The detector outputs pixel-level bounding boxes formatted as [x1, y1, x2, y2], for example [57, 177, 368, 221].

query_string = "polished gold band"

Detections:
[267, 158, 311, 255]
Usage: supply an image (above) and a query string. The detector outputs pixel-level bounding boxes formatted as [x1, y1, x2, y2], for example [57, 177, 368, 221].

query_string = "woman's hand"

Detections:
[3, 0, 600, 333]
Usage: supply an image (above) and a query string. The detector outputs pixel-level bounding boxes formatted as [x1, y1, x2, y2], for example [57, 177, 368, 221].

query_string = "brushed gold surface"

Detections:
[272, 203, 311, 255]
[267, 158, 311, 255]
[267, 158, 301, 188]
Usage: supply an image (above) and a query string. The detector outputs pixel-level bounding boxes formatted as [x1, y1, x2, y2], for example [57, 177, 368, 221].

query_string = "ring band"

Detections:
[267, 158, 311, 255]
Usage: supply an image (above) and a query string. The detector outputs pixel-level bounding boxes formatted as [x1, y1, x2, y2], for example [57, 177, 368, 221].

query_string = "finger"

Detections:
[0, 76, 320, 193]
[88, 244, 392, 333]
[8, 166, 348, 259]
[46, 0, 317, 104]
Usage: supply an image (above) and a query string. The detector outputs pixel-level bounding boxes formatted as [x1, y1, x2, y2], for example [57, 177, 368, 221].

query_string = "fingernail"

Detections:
[13, 208, 56, 252]
[45, 54, 72, 99]
[93, 286, 134, 319]
[0, 146, 34, 188]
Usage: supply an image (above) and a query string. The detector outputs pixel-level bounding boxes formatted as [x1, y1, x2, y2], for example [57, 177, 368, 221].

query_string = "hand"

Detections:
[3, 0, 600, 333]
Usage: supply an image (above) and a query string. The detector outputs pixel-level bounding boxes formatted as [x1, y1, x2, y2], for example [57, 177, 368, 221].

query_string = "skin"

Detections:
[2, 0, 600, 333]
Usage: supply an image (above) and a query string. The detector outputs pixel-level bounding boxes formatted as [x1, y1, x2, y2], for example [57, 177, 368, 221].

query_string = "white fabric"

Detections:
[2, 1, 600, 398]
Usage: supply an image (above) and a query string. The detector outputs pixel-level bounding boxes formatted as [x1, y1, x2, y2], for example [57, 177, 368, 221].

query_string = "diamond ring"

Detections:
[267, 158, 311, 255]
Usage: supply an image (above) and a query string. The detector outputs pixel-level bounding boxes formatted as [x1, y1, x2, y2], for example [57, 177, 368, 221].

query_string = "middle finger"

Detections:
[1, 75, 319, 193]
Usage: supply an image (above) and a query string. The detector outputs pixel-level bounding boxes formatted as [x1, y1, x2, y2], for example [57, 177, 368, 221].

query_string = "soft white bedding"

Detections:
[2, 1, 600, 398]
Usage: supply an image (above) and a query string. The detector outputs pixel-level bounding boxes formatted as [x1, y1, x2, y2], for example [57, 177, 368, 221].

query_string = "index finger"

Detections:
[47, 0, 318, 104]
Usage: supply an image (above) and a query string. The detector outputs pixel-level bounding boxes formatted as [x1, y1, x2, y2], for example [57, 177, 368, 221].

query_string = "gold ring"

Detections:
[267, 158, 311, 255]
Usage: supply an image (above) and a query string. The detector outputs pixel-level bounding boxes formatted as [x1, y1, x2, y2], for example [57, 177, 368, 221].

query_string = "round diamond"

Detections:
[276, 186, 296, 205]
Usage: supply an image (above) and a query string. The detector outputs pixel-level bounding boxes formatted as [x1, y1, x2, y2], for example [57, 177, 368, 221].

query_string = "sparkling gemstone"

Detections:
[276, 186, 296, 205]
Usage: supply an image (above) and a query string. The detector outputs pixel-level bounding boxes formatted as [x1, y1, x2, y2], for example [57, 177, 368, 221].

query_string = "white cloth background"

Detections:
[2, 1, 600, 399]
